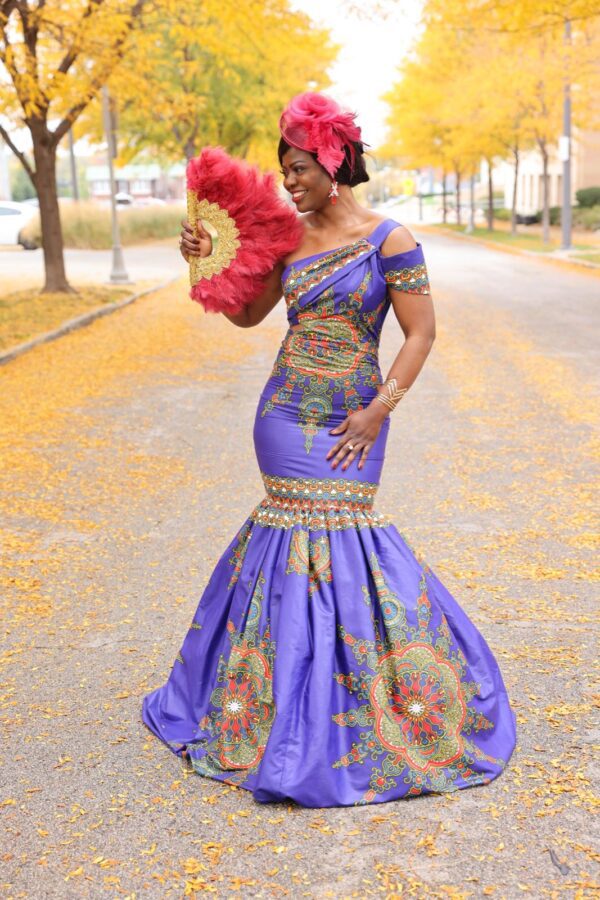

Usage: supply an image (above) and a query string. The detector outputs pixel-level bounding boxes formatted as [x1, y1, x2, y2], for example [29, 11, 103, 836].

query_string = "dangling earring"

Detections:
[328, 179, 339, 205]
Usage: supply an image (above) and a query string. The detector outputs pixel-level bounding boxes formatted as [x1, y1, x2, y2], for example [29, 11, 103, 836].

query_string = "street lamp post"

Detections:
[101, 85, 130, 283]
[466, 174, 475, 234]
[560, 18, 572, 251]
[0, 137, 11, 200]
[68, 127, 79, 201]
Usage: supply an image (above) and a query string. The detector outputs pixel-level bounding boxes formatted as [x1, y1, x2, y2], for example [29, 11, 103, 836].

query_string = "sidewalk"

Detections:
[379, 198, 600, 269]
[418, 223, 600, 274]
[0, 238, 185, 285]
[0, 240, 185, 361]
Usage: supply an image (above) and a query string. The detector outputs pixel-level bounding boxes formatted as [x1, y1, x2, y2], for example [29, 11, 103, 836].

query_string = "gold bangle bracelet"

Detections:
[375, 378, 408, 412]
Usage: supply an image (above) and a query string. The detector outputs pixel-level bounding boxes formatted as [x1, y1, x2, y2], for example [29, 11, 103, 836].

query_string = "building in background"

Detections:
[86, 162, 185, 202]
[498, 129, 600, 214]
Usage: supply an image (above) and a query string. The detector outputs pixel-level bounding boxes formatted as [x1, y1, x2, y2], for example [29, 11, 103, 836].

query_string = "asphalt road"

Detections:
[0, 230, 598, 898]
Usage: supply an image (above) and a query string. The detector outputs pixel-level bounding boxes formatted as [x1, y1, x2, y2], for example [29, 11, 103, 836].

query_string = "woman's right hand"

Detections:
[179, 218, 213, 262]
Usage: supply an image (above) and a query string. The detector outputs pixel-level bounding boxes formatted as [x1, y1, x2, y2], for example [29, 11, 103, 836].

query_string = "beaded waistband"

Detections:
[251, 472, 390, 530]
[262, 472, 377, 508]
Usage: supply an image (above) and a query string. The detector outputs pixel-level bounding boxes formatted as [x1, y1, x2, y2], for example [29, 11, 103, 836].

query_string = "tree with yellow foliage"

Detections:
[383, 19, 481, 225]
[382, 62, 451, 221]
[0, 0, 146, 292]
[1, 0, 335, 294]
[425, 0, 600, 34]
[419, 0, 600, 241]
[78, 0, 335, 171]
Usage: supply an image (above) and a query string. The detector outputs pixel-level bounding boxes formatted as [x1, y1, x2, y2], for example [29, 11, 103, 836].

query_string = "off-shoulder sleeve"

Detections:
[379, 242, 431, 295]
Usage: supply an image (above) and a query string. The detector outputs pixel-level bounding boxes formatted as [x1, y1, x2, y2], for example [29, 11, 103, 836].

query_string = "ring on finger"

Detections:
[345, 442, 354, 451]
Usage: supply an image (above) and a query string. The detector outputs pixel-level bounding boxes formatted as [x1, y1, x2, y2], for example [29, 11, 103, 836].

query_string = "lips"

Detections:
[291, 190, 307, 204]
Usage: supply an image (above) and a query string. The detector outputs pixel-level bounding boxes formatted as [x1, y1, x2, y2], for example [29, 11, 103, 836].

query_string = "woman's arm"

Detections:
[327, 225, 436, 472]
[180, 218, 283, 329]
[370, 224, 436, 406]
[221, 263, 284, 328]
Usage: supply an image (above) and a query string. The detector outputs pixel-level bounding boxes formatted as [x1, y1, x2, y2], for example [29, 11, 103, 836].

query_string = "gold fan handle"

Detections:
[186, 191, 201, 286]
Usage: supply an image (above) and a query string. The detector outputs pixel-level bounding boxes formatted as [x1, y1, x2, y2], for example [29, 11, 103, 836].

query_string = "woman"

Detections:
[142, 92, 516, 807]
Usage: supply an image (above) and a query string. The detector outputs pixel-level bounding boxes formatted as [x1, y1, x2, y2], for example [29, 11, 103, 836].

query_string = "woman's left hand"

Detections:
[326, 405, 387, 472]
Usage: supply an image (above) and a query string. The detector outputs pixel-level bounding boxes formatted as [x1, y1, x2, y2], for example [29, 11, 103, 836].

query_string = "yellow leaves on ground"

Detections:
[2, 266, 598, 896]
[0, 278, 258, 626]
[430, 293, 599, 596]
[0, 285, 136, 352]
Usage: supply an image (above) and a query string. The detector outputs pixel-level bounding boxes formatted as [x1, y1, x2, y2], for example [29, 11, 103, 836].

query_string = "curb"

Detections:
[0, 276, 181, 367]
[417, 224, 600, 274]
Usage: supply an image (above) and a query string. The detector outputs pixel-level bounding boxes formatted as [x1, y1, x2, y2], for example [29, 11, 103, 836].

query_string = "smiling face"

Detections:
[280, 148, 332, 213]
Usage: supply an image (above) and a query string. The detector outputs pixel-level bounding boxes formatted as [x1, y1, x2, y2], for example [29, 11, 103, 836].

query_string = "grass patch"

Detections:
[19, 202, 186, 250]
[433, 223, 595, 254]
[0, 284, 136, 351]
[572, 252, 600, 265]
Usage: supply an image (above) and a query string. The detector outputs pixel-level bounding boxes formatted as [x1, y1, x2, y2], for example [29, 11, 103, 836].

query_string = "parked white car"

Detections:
[0, 201, 39, 249]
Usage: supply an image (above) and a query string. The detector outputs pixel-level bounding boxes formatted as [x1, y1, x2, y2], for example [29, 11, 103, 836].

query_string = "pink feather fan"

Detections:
[186, 146, 303, 315]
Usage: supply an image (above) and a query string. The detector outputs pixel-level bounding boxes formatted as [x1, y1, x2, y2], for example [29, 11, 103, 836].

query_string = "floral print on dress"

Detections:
[184, 571, 276, 786]
[228, 521, 253, 589]
[286, 530, 332, 594]
[332, 554, 506, 804]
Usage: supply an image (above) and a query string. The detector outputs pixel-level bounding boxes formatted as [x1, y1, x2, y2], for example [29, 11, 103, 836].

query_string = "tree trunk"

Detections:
[511, 145, 519, 236]
[442, 172, 447, 224]
[540, 141, 550, 245]
[486, 158, 494, 231]
[31, 124, 74, 294]
[455, 167, 461, 226]
[184, 137, 196, 162]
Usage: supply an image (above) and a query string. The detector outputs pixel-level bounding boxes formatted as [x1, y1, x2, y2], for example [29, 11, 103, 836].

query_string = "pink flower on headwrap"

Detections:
[279, 92, 363, 178]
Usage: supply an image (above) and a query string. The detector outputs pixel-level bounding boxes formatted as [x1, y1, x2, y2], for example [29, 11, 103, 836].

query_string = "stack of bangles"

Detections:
[375, 377, 408, 412]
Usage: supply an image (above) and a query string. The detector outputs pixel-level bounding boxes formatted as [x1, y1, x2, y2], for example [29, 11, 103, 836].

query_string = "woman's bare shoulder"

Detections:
[379, 222, 418, 257]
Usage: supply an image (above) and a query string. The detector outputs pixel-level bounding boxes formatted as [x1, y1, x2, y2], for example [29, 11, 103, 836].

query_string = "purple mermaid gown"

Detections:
[142, 218, 516, 807]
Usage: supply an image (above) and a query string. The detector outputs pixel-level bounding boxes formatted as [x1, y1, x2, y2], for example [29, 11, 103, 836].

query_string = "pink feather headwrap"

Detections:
[279, 92, 364, 179]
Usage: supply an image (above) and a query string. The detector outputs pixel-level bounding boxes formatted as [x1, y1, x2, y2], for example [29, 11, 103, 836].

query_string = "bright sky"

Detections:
[291, 0, 424, 149]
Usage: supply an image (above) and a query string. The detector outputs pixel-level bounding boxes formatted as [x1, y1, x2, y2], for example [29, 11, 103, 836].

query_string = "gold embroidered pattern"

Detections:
[187, 193, 241, 285]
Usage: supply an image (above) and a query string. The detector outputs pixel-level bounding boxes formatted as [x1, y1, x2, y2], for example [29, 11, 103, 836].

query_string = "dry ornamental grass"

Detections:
[19, 202, 186, 250]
